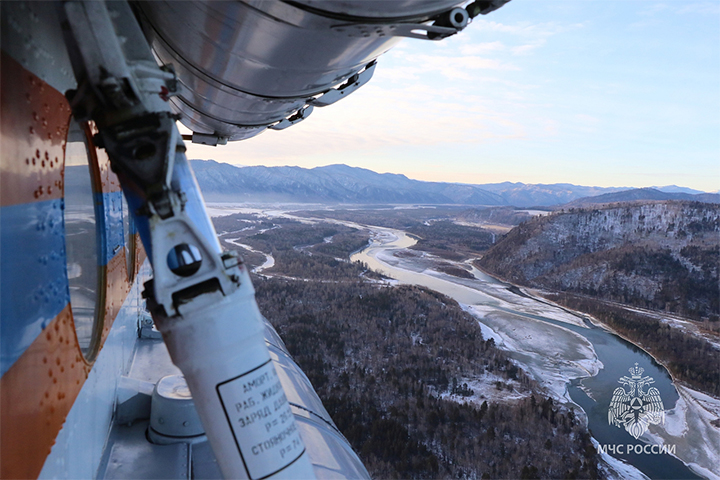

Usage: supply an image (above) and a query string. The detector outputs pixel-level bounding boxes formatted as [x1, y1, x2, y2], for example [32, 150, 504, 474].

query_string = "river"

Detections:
[350, 226, 703, 480]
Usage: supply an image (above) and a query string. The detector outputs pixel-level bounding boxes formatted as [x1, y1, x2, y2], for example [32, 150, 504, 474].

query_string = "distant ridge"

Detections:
[190, 160, 506, 205]
[563, 188, 720, 207]
[189, 160, 714, 207]
[652, 185, 706, 195]
[474, 181, 626, 207]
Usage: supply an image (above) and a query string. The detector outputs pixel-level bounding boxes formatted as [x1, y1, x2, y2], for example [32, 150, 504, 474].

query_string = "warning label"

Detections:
[217, 360, 305, 480]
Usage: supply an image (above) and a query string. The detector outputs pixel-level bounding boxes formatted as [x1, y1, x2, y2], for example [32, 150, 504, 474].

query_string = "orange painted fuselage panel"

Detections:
[1, 53, 140, 479]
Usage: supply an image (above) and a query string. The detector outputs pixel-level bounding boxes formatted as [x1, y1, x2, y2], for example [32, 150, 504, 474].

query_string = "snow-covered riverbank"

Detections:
[645, 386, 720, 480]
[352, 226, 603, 405]
[224, 237, 275, 273]
[352, 223, 718, 480]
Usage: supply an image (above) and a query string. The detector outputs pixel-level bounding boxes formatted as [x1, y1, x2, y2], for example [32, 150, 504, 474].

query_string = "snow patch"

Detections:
[593, 438, 650, 480]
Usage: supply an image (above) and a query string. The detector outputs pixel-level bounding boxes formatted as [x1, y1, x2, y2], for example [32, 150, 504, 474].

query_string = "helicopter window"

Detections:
[122, 193, 136, 281]
[64, 119, 103, 361]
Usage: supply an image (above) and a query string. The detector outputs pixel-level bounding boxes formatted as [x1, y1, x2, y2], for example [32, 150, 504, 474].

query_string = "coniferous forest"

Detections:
[477, 202, 720, 398]
[255, 279, 600, 479]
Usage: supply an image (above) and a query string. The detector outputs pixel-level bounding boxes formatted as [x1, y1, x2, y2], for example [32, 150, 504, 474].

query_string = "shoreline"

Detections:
[472, 265, 719, 407]
[355, 227, 603, 399]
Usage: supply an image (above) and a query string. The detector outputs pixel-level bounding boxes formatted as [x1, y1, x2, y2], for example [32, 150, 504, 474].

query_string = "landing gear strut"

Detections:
[59, 2, 315, 478]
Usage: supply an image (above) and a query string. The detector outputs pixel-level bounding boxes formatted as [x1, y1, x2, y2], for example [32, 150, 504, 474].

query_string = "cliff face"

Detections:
[478, 201, 720, 319]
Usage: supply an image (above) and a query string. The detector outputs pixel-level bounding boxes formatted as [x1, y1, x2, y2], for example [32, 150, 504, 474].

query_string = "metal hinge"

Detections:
[330, 7, 470, 41]
[270, 104, 314, 130]
[310, 61, 377, 107]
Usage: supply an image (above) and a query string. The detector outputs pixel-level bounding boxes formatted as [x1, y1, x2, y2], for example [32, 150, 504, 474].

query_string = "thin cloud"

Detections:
[470, 19, 582, 38]
[186, 77, 529, 167]
[637, 1, 718, 16]
[638, 2, 670, 15]
[377, 54, 520, 83]
[459, 41, 506, 55]
[459, 40, 546, 57]
[404, 53, 520, 76]
[678, 2, 720, 14]
[510, 40, 547, 56]
[574, 114, 601, 125]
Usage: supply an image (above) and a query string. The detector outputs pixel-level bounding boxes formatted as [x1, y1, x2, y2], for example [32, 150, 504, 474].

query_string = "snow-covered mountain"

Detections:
[190, 160, 506, 205]
[189, 160, 715, 207]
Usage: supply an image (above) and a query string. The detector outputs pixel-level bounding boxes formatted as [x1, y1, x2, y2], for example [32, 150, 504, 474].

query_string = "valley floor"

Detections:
[207, 203, 719, 479]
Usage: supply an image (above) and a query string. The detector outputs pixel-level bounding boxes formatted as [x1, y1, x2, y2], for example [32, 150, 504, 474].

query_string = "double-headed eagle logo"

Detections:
[608, 363, 665, 439]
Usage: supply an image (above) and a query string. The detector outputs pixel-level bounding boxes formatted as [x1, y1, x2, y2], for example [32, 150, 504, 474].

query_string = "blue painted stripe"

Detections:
[1, 199, 70, 376]
[0, 191, 131, 375]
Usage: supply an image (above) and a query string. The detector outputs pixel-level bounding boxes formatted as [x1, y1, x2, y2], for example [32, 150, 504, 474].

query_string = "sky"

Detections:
[183, 0, 720, 192]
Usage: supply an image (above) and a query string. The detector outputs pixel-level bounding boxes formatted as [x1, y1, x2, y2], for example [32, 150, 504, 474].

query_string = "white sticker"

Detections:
[217, 360, 305, 480]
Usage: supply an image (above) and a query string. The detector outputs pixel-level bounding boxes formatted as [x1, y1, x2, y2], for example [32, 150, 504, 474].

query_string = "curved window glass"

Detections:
[64, 119, 103, 361]
[122, 193, 136, 281]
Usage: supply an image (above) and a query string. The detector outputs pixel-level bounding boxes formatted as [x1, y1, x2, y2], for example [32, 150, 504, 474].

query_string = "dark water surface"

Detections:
[503, 308, 700, 479]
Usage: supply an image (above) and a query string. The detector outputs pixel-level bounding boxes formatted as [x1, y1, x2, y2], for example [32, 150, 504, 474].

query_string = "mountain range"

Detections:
[189, 160, 717, 208]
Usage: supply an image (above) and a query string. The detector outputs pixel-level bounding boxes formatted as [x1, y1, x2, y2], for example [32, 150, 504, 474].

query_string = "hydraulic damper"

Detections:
[58, 2, 315, 478]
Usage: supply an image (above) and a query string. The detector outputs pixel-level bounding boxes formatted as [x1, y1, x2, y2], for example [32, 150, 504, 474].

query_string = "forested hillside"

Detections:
[256, 280, 599, 480]
[479, 201, 720, 321]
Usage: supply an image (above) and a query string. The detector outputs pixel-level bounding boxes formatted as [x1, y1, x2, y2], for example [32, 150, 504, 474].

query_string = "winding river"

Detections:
[351, 227, 702, 480]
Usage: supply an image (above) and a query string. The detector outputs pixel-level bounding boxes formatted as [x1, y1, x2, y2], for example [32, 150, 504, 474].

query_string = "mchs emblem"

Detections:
[608, 363, 665, 440]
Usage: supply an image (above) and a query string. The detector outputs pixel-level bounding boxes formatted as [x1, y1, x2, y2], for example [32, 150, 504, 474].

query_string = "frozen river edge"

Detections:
[351, 225, 719, 480]
[352, 227, 603, 404]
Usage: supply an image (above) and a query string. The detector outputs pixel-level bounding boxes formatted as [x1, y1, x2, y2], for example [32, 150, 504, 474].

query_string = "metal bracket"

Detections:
[466, 0, 512, 18]
[270, 104, 314, 130]
[330, 6, 470, 41]
[184, 133, 229, 146]
[310, 61, 376, 107]
[102, 112, 180, 218]
[60, 0, 241, 316]
[331, 22, 458, 41]
[143, 189, 242, 316]
[139, 313, 162, 339]
[61, 1, 177, 124]
[60, 0, 182, 217]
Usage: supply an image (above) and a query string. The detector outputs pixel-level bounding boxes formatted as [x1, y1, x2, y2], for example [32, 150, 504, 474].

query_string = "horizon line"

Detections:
[188, 158, 717, 194]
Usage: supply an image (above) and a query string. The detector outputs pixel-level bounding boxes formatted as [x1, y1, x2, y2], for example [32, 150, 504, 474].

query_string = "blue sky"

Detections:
[184, 0, 720, 192]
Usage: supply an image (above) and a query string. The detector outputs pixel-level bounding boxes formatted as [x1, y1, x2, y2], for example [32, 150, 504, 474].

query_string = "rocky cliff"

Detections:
[478, 201, 720, 320]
